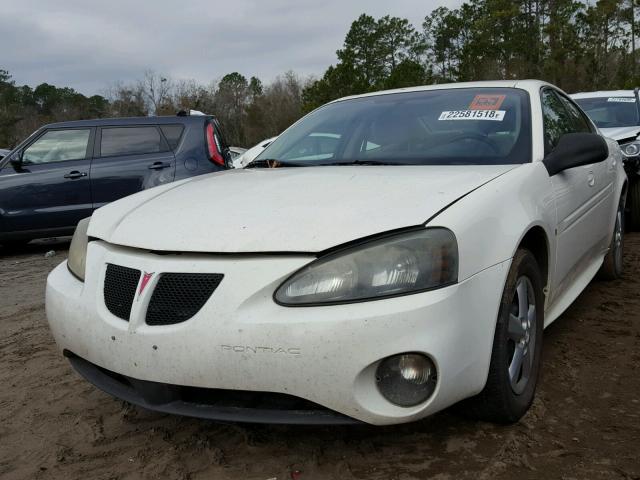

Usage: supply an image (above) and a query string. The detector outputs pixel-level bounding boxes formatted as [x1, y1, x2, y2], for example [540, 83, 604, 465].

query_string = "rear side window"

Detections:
[100, 127, 164, 157]
[22, 129, 91, 164]
[160, 125, 185, 150]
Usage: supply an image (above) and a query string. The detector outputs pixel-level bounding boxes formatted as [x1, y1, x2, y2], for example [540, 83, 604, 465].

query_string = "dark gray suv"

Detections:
[0, 114, 232, 247]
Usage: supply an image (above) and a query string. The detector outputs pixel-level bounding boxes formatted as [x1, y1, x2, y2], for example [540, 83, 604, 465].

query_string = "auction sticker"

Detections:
[439, 110, 506, 121]
[607, 97, 635, 103]
[469, 94, 506, 110]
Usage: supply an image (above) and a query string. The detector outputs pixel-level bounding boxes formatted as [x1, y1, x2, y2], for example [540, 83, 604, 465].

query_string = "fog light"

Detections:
[376, 353, 437, 407]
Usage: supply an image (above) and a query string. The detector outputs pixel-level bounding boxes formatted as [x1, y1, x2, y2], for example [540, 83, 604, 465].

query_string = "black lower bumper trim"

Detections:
[64, 351, 360, 425]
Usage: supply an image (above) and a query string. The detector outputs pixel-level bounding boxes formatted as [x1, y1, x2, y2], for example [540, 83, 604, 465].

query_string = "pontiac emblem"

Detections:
[138, 271, 154, 299]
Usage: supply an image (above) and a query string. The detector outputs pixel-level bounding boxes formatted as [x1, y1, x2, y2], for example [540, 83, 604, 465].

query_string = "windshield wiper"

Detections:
[244, 159, 304, 169]
[320, 160, 402, 166]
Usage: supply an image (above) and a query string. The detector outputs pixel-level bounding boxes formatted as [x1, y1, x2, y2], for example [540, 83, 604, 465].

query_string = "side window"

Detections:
[557, 94, 593, 133]
[160, 125, 185, 150]
[100, 127, 164, 157]
[22, 129, 90, 165]
[541, 89, 576, 152]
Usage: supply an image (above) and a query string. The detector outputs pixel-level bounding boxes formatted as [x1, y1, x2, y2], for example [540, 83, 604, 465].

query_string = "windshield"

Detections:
[574, 96, 640, 128]
[255, 88, 532, 166]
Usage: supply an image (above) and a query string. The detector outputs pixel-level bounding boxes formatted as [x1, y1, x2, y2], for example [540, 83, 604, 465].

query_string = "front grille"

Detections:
[146, 273, 223, 326]
[104, 264, 141, 321]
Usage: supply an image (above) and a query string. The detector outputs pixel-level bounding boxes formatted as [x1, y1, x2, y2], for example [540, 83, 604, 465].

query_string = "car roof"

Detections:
[570, 90, 636, 99]
[42, 115, 211, 129]
[329, 80, 555, 104]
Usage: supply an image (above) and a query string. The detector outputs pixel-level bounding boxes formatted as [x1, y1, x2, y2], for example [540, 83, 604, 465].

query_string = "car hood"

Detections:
[601, 126, 640, 143]
[89, 165, 518, 253]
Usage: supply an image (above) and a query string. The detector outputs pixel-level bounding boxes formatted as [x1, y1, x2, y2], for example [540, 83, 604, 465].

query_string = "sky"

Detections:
[1, 0, 462, 96]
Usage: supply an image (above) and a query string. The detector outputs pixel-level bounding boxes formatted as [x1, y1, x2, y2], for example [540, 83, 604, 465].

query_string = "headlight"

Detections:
[274, 228, 458, 305]
[621, 141, 640, 158]
[67, 217, 91, 281]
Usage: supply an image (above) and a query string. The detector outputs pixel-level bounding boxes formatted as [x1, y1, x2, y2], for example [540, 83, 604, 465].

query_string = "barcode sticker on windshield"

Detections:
[607, 97, 635, 103]
[438, 110, 506, 121]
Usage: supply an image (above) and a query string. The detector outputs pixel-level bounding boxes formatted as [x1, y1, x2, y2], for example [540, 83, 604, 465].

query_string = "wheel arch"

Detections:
[516, 225, 550, 294]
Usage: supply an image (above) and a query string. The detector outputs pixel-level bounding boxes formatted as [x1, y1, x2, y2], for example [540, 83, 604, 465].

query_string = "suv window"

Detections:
[160, 125, 185, 150]
[100, 126, 164, 157]
[22, 129, 90, 164]
[541, 89, 582, 152]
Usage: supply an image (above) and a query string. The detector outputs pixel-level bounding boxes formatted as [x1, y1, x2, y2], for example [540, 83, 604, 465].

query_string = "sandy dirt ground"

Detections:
[1, 236, 639, 480]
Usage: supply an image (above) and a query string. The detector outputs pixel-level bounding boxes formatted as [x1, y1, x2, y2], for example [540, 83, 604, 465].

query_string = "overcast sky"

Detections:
[2, 0, 462, 96]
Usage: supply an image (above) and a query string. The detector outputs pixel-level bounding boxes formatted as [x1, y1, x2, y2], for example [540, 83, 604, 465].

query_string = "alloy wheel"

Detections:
[507, 276, 537, 395]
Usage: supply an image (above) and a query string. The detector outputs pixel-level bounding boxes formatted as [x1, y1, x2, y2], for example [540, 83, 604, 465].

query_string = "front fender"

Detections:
[427, 162, 556, 287]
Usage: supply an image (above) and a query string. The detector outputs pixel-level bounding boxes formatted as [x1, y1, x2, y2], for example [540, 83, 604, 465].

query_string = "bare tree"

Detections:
[105, 81, 147, 117]
[138, 70, 173, 115]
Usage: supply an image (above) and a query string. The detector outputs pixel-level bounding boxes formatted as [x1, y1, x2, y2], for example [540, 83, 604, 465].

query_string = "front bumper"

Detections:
[46, 241, 510, 425]
[65, 351, 358, 424]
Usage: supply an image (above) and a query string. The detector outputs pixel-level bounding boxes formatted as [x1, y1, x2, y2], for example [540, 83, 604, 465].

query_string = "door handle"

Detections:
[587, 172, 595, 187]
[64, 171, 87, 179]
[148, 162, 171, 170]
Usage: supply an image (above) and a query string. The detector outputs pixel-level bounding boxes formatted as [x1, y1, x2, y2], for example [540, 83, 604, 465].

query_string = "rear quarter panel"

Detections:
[174, 119, 227, 179]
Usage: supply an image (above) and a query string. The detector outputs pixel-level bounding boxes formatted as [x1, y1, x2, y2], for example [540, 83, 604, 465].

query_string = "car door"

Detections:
[0, 127, 93, 237]
[90, 125, 176, 209]
[542, 88, 613, 297]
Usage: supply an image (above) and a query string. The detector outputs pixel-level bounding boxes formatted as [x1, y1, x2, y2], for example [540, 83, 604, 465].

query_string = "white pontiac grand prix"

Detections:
[46, 80, 626, 426]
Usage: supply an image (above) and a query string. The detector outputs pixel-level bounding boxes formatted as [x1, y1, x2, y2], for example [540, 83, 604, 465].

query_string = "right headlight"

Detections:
[67, 217, 91, 281]
[274, 228, 458, 306]
[621, 140, 640, 158]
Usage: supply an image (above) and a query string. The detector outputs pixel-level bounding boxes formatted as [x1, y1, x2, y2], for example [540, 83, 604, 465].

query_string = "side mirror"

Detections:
[543, 133, 609, 176]
[9, 152, 23, 170]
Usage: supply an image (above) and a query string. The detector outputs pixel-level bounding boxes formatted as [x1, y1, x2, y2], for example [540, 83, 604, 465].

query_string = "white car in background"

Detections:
[228, 146, 247, 161]
[232, 137, 276, 168]
[0, 148, 10, 161]
[46, 80, 626, 426]
[571, 90, 640, 227]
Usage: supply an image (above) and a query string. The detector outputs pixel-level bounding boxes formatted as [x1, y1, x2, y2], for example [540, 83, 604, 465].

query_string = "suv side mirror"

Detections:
[543, 133, 609, 176]
[8, 150, 27, 171]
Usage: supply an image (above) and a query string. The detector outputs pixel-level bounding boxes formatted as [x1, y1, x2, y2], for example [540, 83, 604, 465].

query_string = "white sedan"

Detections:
[46, 80, 626, 426]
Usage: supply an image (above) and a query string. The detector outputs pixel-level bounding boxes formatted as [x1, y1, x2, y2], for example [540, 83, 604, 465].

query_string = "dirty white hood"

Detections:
[89, 165, 517, 253]
[601, 126, 640, 143]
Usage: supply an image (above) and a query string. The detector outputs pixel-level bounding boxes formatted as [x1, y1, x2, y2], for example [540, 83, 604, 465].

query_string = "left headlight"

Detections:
[621, 140, 640, 158]
[275, 228, 458, 306]
[67, 217, 91, 281]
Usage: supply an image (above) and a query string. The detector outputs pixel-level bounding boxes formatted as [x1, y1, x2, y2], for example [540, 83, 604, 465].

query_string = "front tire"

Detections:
[461, 249, 544, 424]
